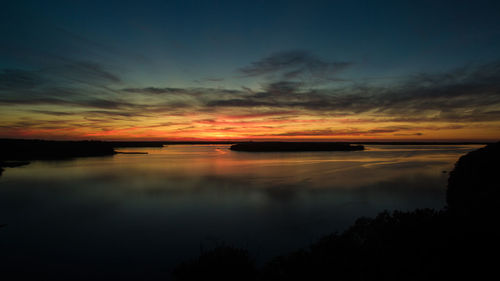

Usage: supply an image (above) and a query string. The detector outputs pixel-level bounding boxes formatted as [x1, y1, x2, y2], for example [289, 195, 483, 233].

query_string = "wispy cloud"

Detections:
[28, 110, 75, 116]
[0, 69, 45, 91]
[54, 61, 121, 84]
[238, 50, 352, 83]
[268, 128, 400, 137]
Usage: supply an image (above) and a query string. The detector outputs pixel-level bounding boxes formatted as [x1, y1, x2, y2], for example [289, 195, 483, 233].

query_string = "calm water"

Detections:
[0, 144, 482, 280]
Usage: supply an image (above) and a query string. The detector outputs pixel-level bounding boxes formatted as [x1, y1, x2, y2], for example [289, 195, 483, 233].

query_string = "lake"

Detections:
[0, 144, 482, 280]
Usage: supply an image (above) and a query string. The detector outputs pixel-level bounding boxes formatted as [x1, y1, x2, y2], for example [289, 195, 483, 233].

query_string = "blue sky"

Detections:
[3, 0, 499, 87]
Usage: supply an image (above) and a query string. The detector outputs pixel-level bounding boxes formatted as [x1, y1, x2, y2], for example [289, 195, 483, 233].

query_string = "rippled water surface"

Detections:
[0, 144, 482, 279]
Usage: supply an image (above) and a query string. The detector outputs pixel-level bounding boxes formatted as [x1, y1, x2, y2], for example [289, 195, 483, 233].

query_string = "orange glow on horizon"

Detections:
[1, 105, 499, 142]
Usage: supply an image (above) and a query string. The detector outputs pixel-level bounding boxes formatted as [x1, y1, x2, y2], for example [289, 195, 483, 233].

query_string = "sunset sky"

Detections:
[1, 0, 500, 141]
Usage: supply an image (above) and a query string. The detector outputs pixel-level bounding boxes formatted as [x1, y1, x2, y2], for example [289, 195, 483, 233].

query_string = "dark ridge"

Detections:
[230, 142, 364, 152]
[173, 142, 500, 281]
[446, 141, 500, 225]
[0, 139, 116, 161]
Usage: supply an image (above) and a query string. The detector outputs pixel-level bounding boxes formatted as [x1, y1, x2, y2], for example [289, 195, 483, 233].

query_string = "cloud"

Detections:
[239, 50, 351, 77]
[394, 133, 424, 136]
[269, 128, 400, 137]
[83, 110, 143, 117]
[220, 110, 297, 119]
[79, 98, 134, 109]
[0, 61, 120, 92]
[264, 81, 304, 94]
[206, 98, 273, 107]
[0, 69, 45, 91]
[0, 97, 139, 110]
[208, 61, 500, 122]
[121, 87, 190, 95]
[204, 77, 224, 82]
[238, 50, 352, 85]
[56, 61, 121, 84]
[260, 123, 474, 137]
[121, 86, 242, 97]
[28, 110, 75, 116]
[0, 59, 123, 113]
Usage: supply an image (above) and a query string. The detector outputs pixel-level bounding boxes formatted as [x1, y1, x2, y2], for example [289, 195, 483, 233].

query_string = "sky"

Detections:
[1, 0, 500, 141]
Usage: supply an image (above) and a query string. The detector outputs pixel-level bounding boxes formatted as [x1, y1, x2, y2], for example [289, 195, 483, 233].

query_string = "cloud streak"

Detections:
[0, 69, 45, 91]
[238, 50, 352, 82]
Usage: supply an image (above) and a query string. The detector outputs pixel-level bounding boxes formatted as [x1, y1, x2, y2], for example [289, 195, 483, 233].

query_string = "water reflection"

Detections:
[0, 145, 482, 280]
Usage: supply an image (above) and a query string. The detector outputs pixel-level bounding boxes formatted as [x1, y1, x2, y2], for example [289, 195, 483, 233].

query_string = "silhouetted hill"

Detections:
[230, 142, 364, 152]
[447, 141, 500, 225]
[173, 142, 500, 281]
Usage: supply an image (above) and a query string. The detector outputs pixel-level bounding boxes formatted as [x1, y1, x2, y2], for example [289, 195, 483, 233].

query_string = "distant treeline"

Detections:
[0, 139, 116, 161]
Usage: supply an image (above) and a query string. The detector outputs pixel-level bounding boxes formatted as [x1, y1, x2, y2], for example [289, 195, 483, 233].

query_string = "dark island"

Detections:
[230, 142, 364, 152]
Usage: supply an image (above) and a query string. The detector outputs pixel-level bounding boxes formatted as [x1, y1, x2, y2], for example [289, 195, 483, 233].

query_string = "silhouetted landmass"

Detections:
[173, 142, 500, 281]
[447, 142, 500, 226]
[0, 139, 116, 161]
[230, 142, 364, 152]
